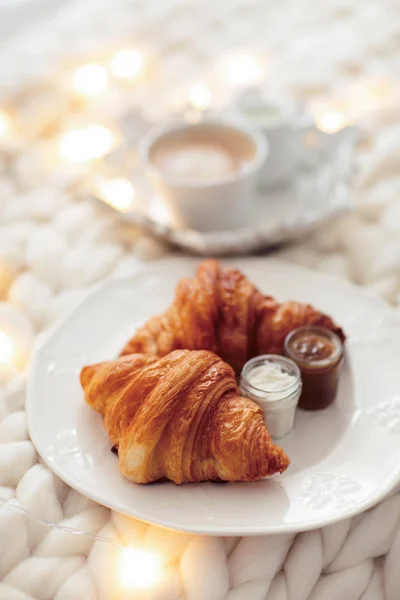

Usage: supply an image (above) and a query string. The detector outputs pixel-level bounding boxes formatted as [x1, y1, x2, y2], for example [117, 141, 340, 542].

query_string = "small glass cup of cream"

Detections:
[284, 326, 344, 411]
[240, 355, 302, 439]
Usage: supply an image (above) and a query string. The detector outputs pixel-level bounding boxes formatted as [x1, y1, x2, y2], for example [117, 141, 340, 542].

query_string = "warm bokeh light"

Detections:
[217, 51, 265, 87]
[0, 306, 34, 378]
[148, 194, 173, 225]
[347, 77, 396, 113]
[312, 78, 396, 133]
[315, 109, 347, 133]
[188, 82, 212, 110]
[110, 49, 146, 81]
[0, 330, 16, 384]
[316, 110, 346, 133]
[310, 98, 349, 134]
[0, 331, 14, 365]
[59, 125, 114, 162]
[71, 63, 109, 97]
[117, 548, 162, 591]
[0, 110, 11, 138]
[96, 177, 136, 212]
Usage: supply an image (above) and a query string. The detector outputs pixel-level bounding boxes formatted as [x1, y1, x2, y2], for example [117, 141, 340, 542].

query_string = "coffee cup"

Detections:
[138, 118, 268, 231]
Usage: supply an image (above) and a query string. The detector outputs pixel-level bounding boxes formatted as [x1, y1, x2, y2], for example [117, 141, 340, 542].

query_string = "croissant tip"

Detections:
[277, 452, 290, 474]
[266, 445, 290, 477]
[80, 364, 97, 389]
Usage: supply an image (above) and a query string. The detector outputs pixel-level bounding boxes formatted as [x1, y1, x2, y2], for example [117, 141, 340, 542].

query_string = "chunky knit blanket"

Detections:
[1, 0, 400, 598]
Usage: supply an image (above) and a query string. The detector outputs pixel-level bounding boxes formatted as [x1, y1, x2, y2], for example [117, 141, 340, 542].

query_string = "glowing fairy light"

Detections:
[117, 548, 162, 591]
[96, 177, 136, 212]
[347, 77, 396, 113]
[188, 82, 212, 110]
[0, 110, 12, 138]
[71, 63, 109, 97]
[310, 98, 348, 134]
[0, 305, 34, 383]
[316, 109, 347, 133]
[217, 51, 265, 87]
[0, 330, 16, 384]
[0, 331, 14, 365]
[110, 49, 146, 81]
[59, 125, 114, 162]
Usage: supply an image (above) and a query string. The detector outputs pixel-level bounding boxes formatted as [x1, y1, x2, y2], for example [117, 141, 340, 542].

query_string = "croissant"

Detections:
[121, 259, 345, 373]
[80, 349, 289, 484]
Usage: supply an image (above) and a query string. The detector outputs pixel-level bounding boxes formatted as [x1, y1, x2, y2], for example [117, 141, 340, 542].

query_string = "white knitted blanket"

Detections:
[1, 0, 400, 598]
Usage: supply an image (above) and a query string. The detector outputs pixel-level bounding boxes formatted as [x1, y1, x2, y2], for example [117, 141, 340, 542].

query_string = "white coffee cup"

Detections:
[235, 95, 311, 188]
[138, 118, 268, 232]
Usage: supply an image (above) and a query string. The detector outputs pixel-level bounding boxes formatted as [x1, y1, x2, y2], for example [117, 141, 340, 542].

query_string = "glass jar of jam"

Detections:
[284, 326, 344, 411]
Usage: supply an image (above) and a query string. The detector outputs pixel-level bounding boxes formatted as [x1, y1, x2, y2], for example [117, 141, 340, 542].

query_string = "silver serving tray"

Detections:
[96, 114, 360, 256]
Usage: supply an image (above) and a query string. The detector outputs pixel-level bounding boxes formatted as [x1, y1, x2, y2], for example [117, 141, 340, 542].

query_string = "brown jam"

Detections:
[284, 326, 343, 411]
[289, 333, 336, 362]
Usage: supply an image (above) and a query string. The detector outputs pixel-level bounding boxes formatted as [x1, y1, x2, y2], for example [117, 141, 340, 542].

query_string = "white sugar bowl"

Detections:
[235, 92, 312, 189]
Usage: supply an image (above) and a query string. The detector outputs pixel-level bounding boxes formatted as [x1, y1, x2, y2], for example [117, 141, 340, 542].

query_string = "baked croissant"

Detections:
[80, 349, 289, 484]
[121, 259, 345, 373]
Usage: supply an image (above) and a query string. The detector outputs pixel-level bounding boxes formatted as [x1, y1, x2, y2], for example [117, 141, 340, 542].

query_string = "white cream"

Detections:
[246, 362, 297, 398]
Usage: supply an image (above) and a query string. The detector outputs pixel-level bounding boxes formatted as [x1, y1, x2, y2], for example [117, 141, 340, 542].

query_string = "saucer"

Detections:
[96, 113, 360, 255]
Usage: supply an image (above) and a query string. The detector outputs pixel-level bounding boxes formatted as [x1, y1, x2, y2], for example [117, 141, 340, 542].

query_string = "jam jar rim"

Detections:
[240, 354, 301, 398]
[284, 325, 343, 370]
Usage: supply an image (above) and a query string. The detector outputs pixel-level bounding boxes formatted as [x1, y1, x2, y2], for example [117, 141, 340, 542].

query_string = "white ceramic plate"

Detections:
[28, 258, 400, 535]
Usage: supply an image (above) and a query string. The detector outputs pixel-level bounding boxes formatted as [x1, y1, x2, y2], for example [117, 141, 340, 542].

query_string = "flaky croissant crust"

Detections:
[81, 349, 289, 484]
[121, 259, 345, 373]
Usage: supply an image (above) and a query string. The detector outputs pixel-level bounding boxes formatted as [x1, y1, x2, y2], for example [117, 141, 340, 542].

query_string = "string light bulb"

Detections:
[59, 124, 114, 162]
[110, 48, 146, 81]
[0, 110, 12, 138]
[117, 548, 162, 591]
[96, 177, 136, 212]
[0, 330, 16, 384]
[311, 99, 348, 133]
[71, 63, 109, 97]
[347, 77, 396, 113]
[216, 51, 265, 87]
[188, 82, 212, 111]
[0, 305, 34, 383]
[0, 331, 14, 365]
[316, 109, 347, 133]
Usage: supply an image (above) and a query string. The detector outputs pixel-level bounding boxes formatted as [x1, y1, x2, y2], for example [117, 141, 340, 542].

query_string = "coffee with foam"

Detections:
[149, 123, 257, 184]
